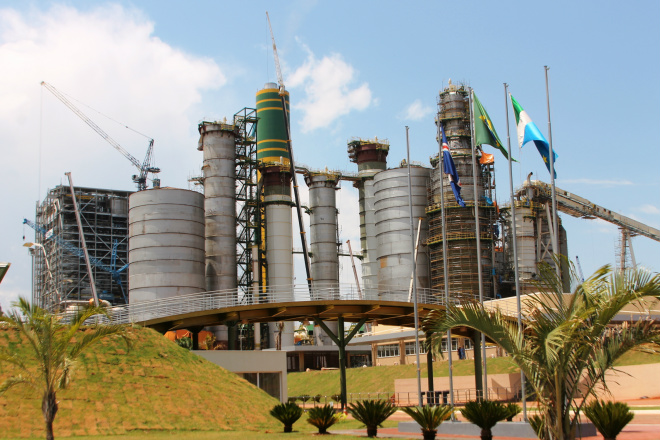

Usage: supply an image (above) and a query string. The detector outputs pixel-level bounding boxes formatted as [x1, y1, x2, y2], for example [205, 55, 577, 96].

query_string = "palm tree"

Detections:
[401, 405, 453, 440]
[347, 399, 397, 438]
[583, 400, 634, 440]
[423, 262, 660, 440]
[269, 402, 303, 433]
[306, 403, 339, 434]
[0, 297, 130, 440]
[460, 400, 510, 440]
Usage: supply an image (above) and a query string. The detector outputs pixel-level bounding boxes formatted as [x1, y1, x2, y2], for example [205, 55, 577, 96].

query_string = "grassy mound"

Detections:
[0, 326, 280, 438]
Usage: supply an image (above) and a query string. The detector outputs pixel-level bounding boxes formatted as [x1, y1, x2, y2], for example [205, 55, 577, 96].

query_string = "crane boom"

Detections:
[266, 12, 285, 93]
[41, 81, 159, 190]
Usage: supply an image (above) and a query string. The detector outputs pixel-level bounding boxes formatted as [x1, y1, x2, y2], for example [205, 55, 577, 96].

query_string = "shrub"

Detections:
[269, 402, 303, 433]
[348, 399, 397, 438]
[583, 400, 634, 440]
[401, 405, 453, 440]
[460, 400, 510, 440]
[505, 402, 522, 421]
[306, 404, 339, 434]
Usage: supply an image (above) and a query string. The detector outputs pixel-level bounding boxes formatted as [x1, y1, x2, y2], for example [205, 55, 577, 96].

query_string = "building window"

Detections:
[377, 344, 400, 358]
[405, 341, 427, 355]
[239, 372, 281, 400]
[464, 338, 473, 350]
[441, 338, 459, 352]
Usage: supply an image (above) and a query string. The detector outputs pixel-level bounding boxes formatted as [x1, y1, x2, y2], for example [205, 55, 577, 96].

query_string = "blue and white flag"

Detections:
[510, 94, 557, 178]
[441, 124, 466, 207]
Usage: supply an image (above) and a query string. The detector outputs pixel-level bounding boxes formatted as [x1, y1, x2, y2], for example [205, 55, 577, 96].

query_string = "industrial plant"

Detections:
[28, 78, 660, 359]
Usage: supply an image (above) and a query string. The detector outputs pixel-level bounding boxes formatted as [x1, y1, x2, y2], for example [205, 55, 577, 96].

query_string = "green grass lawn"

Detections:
[288, 348, 660, 398]
[1, 413, 403, 440]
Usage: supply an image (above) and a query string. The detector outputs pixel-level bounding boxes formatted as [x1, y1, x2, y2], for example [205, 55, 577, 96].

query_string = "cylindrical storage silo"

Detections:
[128, 188, 206, 303]
[305, 172, 340, 345]
[306, 173, 340, 297]
[256, 83, 290, 164]
[514, 205, 537, 282]
[198, 122, 237, 293]
[347, 138, 389, 296]
[374, 167, 431, 297]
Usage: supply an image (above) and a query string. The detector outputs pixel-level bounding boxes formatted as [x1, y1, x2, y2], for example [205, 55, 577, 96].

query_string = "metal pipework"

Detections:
[128, 188, 206, 303]
[198, 122, 238, 293]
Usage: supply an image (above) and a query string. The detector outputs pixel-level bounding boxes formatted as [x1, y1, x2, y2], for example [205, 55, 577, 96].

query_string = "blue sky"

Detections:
[1, 0, 659, 311]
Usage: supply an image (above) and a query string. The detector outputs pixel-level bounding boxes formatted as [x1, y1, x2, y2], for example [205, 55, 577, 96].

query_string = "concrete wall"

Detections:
[194, 350, 287, 402]
[593, 363, 660, 400]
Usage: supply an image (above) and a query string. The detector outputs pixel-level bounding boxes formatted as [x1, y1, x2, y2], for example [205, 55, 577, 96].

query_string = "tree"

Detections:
[401, 405, 453, 440]
[0, 297, 130, 440]
[460, 400, 510, 440]
[269, 402, 303, 433]
[347, 399, 397, 438]
[423, 262, 660, 440]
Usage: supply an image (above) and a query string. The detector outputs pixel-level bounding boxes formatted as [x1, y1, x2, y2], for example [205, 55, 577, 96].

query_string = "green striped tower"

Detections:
[256, 83, 290, 166]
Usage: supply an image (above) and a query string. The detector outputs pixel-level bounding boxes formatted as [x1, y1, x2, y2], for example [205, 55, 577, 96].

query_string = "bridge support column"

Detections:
[315, 317, 367, 411]
[189, 326, 204, 350]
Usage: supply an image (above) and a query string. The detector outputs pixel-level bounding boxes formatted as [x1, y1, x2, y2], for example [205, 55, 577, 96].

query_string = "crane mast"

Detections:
[41, 81, 160, 191]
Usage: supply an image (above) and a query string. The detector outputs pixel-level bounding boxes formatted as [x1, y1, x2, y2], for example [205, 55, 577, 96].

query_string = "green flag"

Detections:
[473, 92, 509, 160]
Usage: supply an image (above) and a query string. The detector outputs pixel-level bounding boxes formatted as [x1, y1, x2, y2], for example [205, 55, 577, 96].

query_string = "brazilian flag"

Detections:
[473, 92, 510, 160]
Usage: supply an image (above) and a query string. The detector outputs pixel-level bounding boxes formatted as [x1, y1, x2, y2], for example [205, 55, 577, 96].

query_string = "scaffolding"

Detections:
[427, 86, 497, 299]
[234, 107, 261, 298]
[32, 185, 132, 310]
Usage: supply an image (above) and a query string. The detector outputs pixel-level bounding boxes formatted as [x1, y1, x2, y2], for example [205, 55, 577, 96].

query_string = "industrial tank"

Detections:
[198, 121, 237, 293]
[256, 82, 290, 164]
[374, 166, 431, 295]
[128, 188, 206, 303]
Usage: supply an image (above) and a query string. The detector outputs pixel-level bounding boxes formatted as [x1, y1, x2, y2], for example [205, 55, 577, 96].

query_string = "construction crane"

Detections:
[41, 81, 160, 191]
[265, 12, 314, 294]
[266, 12, 285, 94]
[23, 218, 128, 303]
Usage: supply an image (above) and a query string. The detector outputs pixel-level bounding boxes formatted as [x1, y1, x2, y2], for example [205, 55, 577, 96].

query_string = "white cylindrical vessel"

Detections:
[128, 188, 206, 303]
[198, 122, 237, 293]
[374, 167, 431, 296]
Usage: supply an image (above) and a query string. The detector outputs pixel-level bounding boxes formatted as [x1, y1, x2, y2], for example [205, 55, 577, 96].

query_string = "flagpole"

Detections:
[544, 66, 560, 280]
[436, 118, 455, 417]
[469, 88, 487, 400]
[505, 83, 527, 421]
[406, 126, 423, 407]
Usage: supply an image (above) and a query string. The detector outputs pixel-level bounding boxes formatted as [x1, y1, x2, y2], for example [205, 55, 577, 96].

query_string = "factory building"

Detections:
[36, 80, 648, 374]
[30, 185, 132, 311]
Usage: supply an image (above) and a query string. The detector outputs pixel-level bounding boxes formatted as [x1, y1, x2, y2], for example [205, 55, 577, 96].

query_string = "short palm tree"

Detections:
[460, 400, 510, 440]
[423, 261, 660, 440]
[269, 402, 303, 433]
[583, 400, 634, 440]
[505, 402, 522, 421]
[0, 297, 130, 440]
[306, 404, 339, 434]
[347, 399, 397, 438]
[401, 405, 453, 440]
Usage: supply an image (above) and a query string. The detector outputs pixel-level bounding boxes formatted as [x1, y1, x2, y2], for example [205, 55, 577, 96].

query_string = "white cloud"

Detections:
[0, 4, 224, 311]
[287, 45, 372, 132]
[401, 99, 433, 121]
[561, 178, 633, 186]
[639, 204, 660, 215]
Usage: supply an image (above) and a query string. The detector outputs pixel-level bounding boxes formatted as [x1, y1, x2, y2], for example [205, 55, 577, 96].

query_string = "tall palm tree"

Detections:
[0, 297, 130, 440]
[423, 262, 660, 440]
